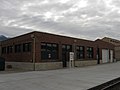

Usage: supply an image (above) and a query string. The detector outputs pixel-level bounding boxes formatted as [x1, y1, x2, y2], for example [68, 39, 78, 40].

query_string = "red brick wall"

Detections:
[1, 31, 115, 63]
[95, 39, 115, 59]
[1, 32, 33, 62]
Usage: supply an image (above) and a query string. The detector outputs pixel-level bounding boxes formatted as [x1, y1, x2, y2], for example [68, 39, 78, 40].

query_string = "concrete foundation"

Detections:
[5, 62, 34, 71]
[5, 62, 63, 71]
[35, 62, 63, 70]
[5, 60, 106, 71]
[75, 60, 97, 67]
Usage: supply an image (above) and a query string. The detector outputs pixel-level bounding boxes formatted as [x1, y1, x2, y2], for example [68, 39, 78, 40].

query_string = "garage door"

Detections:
[102, 49, 109, 63]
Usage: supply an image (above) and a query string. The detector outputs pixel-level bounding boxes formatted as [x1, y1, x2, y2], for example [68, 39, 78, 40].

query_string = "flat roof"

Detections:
[2, 31, 94, 43]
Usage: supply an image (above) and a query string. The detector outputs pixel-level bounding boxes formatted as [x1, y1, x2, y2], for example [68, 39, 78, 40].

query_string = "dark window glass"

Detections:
[62, 44, 72, 52]
[87, 47, 93, 58]
[46, 44, 52, 52]
[76, 46, 84, 59]
[2, 47, 6, 54]
[41, 43, 58, 60]
[67, 46, 70, 50]
[15, 44, 22, 53]
[62, 45, 66, 51]
[7, 46, 13, 53]
[41, 43, 46, 51]
[23, 43, 31, 52]
[62, 45, 65, 49]
[9, 46, 13, 53]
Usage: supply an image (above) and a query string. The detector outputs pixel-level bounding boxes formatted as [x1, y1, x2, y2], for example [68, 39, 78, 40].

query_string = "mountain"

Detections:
[0, 35, 8, 41]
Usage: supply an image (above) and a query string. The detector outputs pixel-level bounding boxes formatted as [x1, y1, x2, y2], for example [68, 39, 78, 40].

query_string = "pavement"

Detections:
[0, 62, 120, 90]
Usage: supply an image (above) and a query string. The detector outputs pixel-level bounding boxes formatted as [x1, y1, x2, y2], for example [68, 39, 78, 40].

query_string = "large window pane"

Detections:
[2, 47, 6, 54]
[23, 43, 31, 52]
[41, 43, 46, 51]
[41, 43, 58, 60]
[76, 46, 84, 59]
[15, 44, 22, 53]
[87, 47, 93, 58]
[62, 44, 72, 52]
[7, 46, 13, 54]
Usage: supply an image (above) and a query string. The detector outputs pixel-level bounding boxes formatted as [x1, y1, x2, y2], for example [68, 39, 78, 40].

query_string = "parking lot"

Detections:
[0, 62, 120, 90]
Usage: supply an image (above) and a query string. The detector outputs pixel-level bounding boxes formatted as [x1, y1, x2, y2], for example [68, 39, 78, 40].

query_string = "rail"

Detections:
[88, 77, 120, 90]
[101, 81, 120, 90]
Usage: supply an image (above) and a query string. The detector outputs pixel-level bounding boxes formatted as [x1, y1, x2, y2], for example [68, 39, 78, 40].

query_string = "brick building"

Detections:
[0, 31, 115, 70]
[102, 37, 120, 46]
[102, 37, 120, 61]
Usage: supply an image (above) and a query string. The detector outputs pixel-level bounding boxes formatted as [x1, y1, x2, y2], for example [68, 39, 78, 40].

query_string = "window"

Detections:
[23, 43, 31, 52]
[62, 44, 72, 52]
[15, 44, 22, 53]
[7, 46, 13, 53]
[2, 47, 6, 54]
[41, 43, 46, 51]
[87, 47, 93, 58]
[76, 46, 84, 59]
[41, 43, 58, 60]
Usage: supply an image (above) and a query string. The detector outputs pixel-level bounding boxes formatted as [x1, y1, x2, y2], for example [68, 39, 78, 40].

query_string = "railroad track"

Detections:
[88, 77, 120, 90]
[101, 81, 120, 90]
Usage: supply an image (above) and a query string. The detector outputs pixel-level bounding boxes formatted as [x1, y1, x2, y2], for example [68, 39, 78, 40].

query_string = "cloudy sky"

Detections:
[0, 0, 120, 40]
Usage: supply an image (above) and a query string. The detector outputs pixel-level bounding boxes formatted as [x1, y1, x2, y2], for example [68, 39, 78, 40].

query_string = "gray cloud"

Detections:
[0, 0, 120, 40]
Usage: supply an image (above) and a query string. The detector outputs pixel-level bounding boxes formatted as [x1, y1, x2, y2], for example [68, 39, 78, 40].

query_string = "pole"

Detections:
[97, 47, 100, 64]
[31, 34, 36, 71]
[0, 42, 1, 56]
[74, 40, 77, 67]
[33, 37, 36, 71]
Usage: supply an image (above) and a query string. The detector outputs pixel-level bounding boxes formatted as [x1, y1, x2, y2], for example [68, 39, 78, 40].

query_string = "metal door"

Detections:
[62, 45, 72, 68]
[62, 52, 67, 67]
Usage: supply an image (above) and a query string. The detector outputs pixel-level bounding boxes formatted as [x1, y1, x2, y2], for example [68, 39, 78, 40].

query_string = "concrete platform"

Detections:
[0, 62, 120, 90]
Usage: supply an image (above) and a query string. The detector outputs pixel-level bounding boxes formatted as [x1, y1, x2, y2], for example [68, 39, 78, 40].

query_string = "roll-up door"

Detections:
[102, 49, 109, 63]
